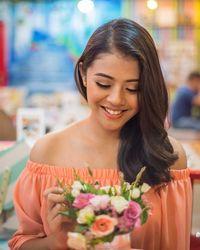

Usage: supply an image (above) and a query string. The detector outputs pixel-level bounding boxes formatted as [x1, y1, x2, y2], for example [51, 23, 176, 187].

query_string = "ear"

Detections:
[79, 62, 87, 87]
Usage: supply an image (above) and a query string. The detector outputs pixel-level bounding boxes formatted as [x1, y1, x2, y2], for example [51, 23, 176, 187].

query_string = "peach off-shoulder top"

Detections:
[8, 160, 192, 250]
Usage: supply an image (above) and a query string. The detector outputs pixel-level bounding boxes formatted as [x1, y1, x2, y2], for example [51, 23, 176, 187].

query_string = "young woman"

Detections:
[9, 19, 192, 250]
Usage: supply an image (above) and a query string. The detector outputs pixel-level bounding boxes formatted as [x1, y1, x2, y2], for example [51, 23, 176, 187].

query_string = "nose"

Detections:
[106, 87, 125, 106]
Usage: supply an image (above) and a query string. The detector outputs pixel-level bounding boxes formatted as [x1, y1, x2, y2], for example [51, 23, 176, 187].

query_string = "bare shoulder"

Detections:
[30, 130, 64, 163]
[168, 136, 187, 170]
[30, 121, 83, 165]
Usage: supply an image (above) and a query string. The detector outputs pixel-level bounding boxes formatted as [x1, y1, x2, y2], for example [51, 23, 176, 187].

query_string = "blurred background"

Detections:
[0, 0, 200, 133]
[0, 1, 200, 249]
[1, 0, 199, 88]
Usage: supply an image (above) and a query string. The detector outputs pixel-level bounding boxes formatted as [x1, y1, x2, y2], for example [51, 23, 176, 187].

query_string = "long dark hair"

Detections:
[74, 18, 178, 185]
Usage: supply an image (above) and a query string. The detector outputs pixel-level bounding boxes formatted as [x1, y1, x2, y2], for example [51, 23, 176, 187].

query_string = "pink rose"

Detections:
[118, 201, 141, 232]
[73, 193, 95, 209]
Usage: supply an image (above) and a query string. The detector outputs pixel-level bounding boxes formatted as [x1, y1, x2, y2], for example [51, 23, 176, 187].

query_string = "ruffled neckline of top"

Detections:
[26, 160, 190, 180]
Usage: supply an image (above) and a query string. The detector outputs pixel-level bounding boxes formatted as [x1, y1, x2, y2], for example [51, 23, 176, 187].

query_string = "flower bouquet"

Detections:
[59, 167, 150, 250]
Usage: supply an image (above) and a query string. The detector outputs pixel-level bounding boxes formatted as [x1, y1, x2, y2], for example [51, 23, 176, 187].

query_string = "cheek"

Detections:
[129, 95, 139, 110]
[86, 84, 102, 104]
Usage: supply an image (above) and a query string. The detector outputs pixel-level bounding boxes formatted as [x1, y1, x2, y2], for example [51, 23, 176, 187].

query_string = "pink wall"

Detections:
[0, 21, 7, 86]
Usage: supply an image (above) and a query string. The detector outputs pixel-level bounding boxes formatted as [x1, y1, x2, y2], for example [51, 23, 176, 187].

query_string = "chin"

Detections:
[101, 122, 126, 133]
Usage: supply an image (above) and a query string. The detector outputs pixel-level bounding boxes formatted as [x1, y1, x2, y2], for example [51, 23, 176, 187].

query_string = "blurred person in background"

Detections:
[171, 71, 200, 131]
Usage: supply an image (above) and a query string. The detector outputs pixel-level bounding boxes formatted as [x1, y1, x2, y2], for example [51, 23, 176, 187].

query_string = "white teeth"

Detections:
[105, 108, 123, 115]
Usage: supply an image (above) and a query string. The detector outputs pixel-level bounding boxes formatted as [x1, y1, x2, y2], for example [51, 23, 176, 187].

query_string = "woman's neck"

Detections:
[82, 116, 120, 146]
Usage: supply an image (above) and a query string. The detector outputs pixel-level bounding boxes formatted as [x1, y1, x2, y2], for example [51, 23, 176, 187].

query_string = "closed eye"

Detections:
[126, 88, 140, 93]
[95, 82, 110, 88]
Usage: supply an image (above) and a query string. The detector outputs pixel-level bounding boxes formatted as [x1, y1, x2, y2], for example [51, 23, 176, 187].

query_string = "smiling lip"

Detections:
[101, 106, 127, 119]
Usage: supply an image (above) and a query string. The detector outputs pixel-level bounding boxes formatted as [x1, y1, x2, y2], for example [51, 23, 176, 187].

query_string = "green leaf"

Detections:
[96, 189, 106, 195]
[68, 207, 77, 219]
[140, 207, 149, 224]
[108, 187, 113, 196]
[74, 224, 89, 233]
[73, 169, 83, 182]
[59, 206, 77, 220]
[123, 190, 130, 200]
[90, 233, 115, 247]
[58, 210, 70, 217]
[87, 167, 93, 177]
[132, 166, 146, 186]
[57, 179, 64, 189]
[64, 192, 75, 204]
[82, 183, 97, 194]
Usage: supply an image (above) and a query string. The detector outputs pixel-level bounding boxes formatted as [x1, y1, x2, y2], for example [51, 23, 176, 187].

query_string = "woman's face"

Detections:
[83, 51, 140, 133]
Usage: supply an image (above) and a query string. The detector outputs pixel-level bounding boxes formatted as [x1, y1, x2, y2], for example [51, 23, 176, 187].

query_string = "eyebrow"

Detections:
[94, 73, 139, 82]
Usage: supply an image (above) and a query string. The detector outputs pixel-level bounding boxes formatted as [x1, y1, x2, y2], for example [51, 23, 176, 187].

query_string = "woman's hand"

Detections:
[44, 187, 75, 250]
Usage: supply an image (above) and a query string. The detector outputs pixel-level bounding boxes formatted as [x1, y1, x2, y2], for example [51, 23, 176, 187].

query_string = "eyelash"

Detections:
[95, 82, 110, 88]
[95, 82, 139, 93]
[126, 88, 139, 93]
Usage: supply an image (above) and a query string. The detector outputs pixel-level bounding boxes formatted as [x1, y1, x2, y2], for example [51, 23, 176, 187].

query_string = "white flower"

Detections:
[77, 206, 94, 224]
[72, 181, 84, 191]
[67, 232, 87, 250]
[100, 185, 111, 194]
[110, 196, 129, 213]
[141, 183, 151, 193]
[71, 188, 80, 197]
[131, 188, 141, 199]
[71, 181, 84, 197]
[123, 182, 131, 191]
[90, 195, 110, 210]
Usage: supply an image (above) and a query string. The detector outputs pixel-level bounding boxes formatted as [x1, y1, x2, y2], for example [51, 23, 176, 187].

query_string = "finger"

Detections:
[43, 187, 63, 197]
[46, 193, 66, 212]
[50, 214, 72, 230]
[48, 203, 69, 221]
[48, 208, 73, 230]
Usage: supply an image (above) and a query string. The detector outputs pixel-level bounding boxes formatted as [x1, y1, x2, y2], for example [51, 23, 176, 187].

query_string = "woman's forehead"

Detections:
[87, 52, 139, 76]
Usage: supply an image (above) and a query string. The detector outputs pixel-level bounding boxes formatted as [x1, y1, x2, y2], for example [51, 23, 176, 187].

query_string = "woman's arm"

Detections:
[20, 236, 56, 250]
[19, 187, 74, 250]
[20, 233, 70, 250]
[9, 135, 74, 250]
